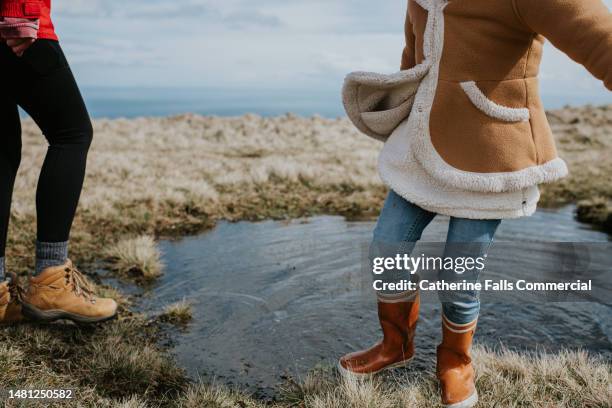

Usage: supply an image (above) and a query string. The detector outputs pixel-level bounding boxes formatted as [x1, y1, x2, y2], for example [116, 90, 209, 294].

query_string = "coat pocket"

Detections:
[460, 81, 530, 123]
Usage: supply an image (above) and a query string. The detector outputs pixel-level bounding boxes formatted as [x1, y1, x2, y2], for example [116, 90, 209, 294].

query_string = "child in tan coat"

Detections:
[340, 1, 611, 407]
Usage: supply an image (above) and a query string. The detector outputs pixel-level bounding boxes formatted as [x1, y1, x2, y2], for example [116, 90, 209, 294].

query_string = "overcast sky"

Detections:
[53, 0, 611, 103]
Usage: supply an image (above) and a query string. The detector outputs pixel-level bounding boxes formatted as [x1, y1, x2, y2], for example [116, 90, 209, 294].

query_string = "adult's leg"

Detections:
[10, 40, 93, 273]
[5, 40, 116, 324]
[339, 190, 436, 376]
[0, 49, 22, 279]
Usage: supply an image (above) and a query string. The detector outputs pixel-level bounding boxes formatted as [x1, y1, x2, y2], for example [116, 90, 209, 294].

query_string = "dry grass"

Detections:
[6, 107, 610, 270]
[281, 346, 611, 408]
[0, 316, 187, 407]
[88, 337, 184, 396]
[540, 105, 612, 229]
[106, 235, 164, 282]
[576, 197, 612, 231]
[159, 299, 193, 325]
[6, 105, 608, 277]
[105, 345, 608, 408]
[176, 382, 264, 408]
[11, 113, 382, 223]
[5, 113, 389, 276]
[112, 396, 150, 408]
[1, 106, 610, 407]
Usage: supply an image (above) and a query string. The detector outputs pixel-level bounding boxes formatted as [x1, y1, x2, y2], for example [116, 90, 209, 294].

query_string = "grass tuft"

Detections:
[110, 396, 150, 408]
[159, 298, 193, 325]
[576, 197, 612, 231]
[106, 235, 163, 282]
[177, 382, 264, 408]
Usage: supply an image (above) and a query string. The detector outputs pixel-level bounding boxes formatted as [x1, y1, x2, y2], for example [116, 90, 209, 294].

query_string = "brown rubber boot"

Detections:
[22, 259, 117, 324]
[436, 314, 479, 408]
[338, 293, 419, 377]
[0, 273, 25, 324]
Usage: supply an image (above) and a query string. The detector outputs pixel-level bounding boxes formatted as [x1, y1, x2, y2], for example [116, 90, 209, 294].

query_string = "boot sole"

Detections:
[442, 390, 478, 408]
[337, 357, 413, 378]
[21, 301, 117, 325]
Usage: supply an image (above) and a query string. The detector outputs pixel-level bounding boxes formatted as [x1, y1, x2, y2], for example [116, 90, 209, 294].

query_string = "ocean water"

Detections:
[78, 87, 612, 119]
[80, 87, 346, 119]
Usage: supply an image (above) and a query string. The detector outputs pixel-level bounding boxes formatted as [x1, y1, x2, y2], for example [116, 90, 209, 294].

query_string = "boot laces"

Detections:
[64, 265, 97, 304]
[6, 272, 25, 304]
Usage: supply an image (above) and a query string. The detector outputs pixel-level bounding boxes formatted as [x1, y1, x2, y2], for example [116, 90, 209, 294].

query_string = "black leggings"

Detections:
[0, 40, 92, 256]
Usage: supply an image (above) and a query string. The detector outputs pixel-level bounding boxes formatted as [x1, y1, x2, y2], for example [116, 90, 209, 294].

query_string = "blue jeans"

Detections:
[370, 191, 501, 324]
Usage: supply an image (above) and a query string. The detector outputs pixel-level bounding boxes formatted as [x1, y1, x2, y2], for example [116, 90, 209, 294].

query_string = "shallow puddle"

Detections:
[139, 207, 611, 397]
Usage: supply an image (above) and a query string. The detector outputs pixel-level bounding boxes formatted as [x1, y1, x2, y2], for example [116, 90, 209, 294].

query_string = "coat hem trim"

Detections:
[378, 153, 540, 220]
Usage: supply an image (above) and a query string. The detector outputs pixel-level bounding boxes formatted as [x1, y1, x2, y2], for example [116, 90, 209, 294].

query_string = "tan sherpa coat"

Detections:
[392, 0, 612, 194]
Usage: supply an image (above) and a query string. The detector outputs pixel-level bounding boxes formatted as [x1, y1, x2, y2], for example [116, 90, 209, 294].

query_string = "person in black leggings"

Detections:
[0, 39, 118, 324]
[0, 39, 92, 275]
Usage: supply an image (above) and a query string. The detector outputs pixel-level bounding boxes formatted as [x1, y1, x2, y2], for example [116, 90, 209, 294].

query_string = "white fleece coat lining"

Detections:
[460, 81, 531, 122]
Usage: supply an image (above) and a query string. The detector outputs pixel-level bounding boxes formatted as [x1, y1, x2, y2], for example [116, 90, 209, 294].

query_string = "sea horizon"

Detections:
[59, 86, 612, 119]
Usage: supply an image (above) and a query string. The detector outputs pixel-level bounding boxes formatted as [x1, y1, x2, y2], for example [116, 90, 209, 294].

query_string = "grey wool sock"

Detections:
[35, 241, 69, 276]
[0, 257, 5, 281]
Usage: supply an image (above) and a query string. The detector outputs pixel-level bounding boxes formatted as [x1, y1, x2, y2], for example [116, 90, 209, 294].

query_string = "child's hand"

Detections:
[6, 38, 36, 57]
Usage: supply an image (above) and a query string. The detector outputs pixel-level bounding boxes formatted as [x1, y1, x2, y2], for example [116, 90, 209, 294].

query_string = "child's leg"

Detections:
[439, 217, 501, 324]
[339, 190, 436, 376]
[436, 217, 500, 407]
[370, 190, 436, 301]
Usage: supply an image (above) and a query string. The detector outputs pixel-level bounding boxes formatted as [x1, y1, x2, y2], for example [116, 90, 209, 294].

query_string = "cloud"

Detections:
[222, 11, 282, 29]
[54, 0, 284, 35]
[54, 0, 612, 107]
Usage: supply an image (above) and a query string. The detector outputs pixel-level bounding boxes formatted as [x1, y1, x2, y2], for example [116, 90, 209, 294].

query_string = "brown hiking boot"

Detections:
[0, 273, 25, 324]
[436, 314, 479, 408]
[22, 259, 118, 324]
[338, 293, 420, 377]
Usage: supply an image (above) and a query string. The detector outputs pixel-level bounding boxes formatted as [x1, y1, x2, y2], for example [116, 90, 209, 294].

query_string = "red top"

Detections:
[0, 0, 57, 40]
